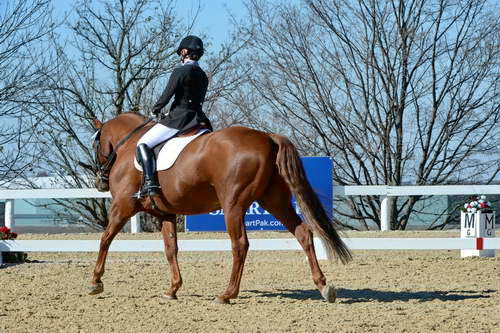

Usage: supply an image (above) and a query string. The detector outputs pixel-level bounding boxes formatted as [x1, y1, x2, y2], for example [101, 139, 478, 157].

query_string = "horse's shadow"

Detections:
[242, 288, 495, 303]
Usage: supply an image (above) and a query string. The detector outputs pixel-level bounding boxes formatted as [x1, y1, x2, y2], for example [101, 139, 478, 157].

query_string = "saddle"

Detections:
[134, 124, 211, 171]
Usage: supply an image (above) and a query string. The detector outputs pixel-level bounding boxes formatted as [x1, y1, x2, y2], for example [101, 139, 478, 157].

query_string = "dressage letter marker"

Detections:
[460, 212, 496, 258]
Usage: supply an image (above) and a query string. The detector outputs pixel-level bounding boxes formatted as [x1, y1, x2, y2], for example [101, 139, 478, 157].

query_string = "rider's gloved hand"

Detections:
[151, 109, 161, 120]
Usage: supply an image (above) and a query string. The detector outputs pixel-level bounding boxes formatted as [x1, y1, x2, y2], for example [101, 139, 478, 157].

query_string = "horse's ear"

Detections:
[92, 118, 103, 129]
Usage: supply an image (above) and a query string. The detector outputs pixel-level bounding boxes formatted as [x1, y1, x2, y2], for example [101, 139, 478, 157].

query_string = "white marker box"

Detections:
[460, 212, 495, 257]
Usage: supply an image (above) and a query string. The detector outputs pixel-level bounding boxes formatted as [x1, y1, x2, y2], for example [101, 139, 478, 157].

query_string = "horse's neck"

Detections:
[109, 115, 145, 147]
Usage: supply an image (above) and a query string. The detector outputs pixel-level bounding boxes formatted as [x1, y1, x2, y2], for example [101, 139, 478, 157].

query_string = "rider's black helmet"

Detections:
[176, 35, 204, 60]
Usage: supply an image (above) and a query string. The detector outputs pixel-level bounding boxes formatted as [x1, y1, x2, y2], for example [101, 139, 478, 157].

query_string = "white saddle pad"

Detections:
[134, 129, 210, 171]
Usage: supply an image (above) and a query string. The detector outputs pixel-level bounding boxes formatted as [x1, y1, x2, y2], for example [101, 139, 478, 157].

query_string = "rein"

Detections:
[94, 118, 153, 183]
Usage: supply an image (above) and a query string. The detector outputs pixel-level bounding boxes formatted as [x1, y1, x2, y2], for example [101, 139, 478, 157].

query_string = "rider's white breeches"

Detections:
[137, 123, 179, 148]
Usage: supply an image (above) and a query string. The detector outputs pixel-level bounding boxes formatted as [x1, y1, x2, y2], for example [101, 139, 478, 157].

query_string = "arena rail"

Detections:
[1, 238, 499, 263]
[1, 185, 499, 232]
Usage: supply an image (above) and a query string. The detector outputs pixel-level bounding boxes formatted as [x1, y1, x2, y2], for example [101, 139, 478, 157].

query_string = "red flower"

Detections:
[0, 226, 10, 233]
[10, 232, 17, 239]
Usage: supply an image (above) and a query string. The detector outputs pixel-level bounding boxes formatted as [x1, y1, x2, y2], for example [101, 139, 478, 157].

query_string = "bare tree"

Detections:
[0, 0, 54, 186]
[32, 0, 247, 229]
[232, 0, 500, 229]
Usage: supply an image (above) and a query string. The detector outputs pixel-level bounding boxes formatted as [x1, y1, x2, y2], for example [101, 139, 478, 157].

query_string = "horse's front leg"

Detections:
[89, 199, 136, 295]
[161, 214, 182, 299]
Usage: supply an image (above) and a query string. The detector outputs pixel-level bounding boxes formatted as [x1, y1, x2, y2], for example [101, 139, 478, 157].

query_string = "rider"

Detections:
[135, 35, 211, 198]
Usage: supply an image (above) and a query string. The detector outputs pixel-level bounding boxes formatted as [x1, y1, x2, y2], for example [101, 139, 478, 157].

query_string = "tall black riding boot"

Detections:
[135, 143, 161, 198]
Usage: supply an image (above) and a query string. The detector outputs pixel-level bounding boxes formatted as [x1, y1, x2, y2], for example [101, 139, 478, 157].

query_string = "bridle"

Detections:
[92, 129, 113, 185]
[92, 118, 153, 186]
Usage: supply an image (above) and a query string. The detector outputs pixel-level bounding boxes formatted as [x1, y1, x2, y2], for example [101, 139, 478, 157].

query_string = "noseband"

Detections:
[92, 118, 153, 186]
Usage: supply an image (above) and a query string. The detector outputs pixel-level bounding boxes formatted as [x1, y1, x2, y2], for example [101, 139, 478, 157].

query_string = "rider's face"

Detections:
[180, 49, 189, 62]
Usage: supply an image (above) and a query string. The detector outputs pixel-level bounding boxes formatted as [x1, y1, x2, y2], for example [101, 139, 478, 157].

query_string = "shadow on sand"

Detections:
[242, 288, 495, 303]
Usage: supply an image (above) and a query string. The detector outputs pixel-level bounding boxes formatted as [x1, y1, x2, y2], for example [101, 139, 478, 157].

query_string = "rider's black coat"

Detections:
[153, 63, 211, 131]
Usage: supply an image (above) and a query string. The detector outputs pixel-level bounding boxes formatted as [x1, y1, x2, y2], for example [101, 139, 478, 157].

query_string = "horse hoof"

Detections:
[162, 293, 178, 300]
[321, 285, 336, 303]
[88, 282, 104, 295]
[214, 296, 230, 304]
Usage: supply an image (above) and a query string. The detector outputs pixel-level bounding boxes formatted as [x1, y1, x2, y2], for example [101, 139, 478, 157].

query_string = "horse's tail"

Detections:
[269, 134, 352, 264]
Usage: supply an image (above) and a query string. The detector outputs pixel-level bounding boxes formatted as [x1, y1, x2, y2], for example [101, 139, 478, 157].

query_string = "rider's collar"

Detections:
[182, 59, 199, 67]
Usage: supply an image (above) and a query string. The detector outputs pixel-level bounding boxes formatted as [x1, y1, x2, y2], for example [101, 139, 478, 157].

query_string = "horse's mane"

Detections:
[119, 112, 147, 121]
[107, 112, 147, 128]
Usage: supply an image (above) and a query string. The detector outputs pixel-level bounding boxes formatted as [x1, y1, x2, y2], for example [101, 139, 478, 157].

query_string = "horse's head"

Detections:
[91, 118, 113, 192]
[89, 113, 149, 192]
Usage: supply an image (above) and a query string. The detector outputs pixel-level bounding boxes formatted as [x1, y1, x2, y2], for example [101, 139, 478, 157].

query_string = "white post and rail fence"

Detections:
[1, 185, 499, 263]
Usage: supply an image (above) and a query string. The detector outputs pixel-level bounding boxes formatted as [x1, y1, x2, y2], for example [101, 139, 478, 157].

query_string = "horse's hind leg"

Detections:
[258, 176, 334, 302]
[89, 198, 137, 295]
[215, 206, 249, 304]
[160, 214, 182, 300]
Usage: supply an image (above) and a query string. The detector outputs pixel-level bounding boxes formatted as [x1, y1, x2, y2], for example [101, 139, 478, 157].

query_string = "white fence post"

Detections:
[130, 213, 141, 233]
[380, 196, 392, 231]
[5, 199, 15, 231]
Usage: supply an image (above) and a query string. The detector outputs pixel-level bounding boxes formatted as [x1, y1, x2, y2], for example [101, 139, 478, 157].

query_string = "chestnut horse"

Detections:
[89, 112, 351, 303]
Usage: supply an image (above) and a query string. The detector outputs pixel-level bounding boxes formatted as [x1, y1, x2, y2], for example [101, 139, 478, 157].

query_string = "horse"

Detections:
[89, 112, 351, 304]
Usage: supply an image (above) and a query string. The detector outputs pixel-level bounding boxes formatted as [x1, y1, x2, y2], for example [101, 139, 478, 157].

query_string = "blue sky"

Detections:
[175, 0, 246, 48]
[52, 0, 247, 51]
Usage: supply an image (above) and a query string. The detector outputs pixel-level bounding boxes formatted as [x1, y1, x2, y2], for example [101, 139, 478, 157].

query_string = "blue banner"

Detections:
[185, 157, 332, 231]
